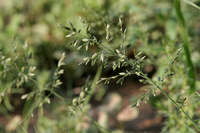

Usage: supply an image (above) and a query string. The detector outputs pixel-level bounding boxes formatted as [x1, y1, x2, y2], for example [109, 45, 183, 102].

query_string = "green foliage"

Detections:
[0, 0, 200, 133]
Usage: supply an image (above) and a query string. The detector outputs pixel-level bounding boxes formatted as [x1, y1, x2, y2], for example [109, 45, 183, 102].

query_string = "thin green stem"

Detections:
[143, 75, 200, 131]
[174, 0, 196, 93]
[84, 66, 109, 133]
[182, 0, 200, 10]
[92, 117, 110, 133]
[86, 65, 102, 104]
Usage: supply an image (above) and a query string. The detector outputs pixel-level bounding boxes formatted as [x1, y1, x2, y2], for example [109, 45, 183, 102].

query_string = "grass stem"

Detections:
[174, 0, 196, 93]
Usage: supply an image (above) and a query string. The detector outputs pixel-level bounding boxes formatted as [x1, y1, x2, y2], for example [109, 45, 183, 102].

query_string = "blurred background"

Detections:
[0, 0, 200, 133]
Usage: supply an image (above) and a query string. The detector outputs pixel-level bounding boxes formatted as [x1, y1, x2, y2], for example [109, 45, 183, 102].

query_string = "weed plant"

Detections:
[0, 0, 200, 133]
